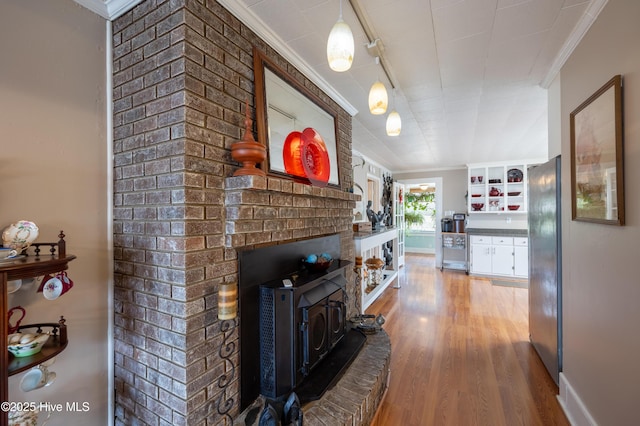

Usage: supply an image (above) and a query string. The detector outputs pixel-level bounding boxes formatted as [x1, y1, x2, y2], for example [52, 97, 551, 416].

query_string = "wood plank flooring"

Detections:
[367, 254, 569, 426]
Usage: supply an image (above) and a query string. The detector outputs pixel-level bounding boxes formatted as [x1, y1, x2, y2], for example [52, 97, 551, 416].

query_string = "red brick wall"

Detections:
[112, 1, 355, 424]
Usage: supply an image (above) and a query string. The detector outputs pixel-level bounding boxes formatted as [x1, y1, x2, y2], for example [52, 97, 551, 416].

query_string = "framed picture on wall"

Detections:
[570, 75, 625, 225]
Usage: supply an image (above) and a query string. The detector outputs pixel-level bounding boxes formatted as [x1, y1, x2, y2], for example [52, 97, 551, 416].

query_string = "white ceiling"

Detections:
[78, 0, 605, 173]
[218, 0, 605, 173]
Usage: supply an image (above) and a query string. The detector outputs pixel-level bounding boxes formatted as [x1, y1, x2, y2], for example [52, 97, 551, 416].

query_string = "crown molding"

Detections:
[217, 0, 358, 117]
[540, 0, 609, 89]
[73, 0, 142, 20]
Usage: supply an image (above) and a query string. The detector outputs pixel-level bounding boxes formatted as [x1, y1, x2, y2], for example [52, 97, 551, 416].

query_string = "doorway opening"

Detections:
[402, 182, 437, 254]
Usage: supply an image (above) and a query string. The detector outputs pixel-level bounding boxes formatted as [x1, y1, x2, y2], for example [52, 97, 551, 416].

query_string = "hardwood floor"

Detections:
[367, 253, 568, 426]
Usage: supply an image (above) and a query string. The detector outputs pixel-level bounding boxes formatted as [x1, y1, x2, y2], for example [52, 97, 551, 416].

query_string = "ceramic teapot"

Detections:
[489, 187, 500, 196]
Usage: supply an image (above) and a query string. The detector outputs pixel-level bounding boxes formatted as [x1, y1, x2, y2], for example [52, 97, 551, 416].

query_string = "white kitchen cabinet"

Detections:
[470, 235, 528, 278]
[470, 236, 492, 274]
[513, 237, 529, 277]
[492, 237, 514, 276]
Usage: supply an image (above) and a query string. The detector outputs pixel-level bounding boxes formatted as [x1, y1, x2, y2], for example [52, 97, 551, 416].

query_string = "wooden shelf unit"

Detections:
[1, 235, 75, 425]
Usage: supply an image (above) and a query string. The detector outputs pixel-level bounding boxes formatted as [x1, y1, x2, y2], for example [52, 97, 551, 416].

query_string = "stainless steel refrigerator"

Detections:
[528, 155, 562, 385]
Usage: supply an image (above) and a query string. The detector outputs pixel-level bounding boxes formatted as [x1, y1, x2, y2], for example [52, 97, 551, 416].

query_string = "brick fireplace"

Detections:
[112, 1, 357, 424]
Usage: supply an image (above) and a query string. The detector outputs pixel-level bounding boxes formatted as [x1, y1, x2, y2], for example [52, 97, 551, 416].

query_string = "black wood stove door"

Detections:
[328, 292, 345, 349]
[302, 301, 328, 375]
[301, 288, 346, 376]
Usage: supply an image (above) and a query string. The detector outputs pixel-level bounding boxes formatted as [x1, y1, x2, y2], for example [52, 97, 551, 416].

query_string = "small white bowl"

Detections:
[7, 333, 49, 358]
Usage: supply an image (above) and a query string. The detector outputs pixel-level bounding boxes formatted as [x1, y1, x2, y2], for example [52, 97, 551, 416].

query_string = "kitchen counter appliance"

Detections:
[453, 213, 465, 233]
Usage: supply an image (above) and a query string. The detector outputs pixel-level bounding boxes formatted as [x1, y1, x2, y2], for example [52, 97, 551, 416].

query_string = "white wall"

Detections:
[1, 1, 110, 424]
[394, 168, 467, 215]
[557, 0, 640, 424]
[352, 150, 393, 221]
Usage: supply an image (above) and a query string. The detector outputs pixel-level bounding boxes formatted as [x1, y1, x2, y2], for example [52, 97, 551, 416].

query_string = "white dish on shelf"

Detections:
[7, 332, 49, 357]
[2, 220, 39, 251]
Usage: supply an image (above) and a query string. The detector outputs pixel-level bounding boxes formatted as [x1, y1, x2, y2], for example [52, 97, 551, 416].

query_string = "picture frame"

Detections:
[253, 48, 341, 187]
[570, 75, 624, 225]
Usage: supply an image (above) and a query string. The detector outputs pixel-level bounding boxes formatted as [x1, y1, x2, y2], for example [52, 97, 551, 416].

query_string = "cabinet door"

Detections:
[514, 246, 528, 277]
[471, 244, 492, 274]
[492, 245, 514, 276]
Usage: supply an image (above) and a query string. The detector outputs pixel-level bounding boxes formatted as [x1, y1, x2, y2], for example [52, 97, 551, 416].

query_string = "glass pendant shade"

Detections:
[327, 17, 354, 72]
[368, 80, 388, 115]
[386, 110, 402, 136]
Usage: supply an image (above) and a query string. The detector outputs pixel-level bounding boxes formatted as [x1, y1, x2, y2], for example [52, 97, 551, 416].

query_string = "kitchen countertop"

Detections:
[465, 228, 528, 237]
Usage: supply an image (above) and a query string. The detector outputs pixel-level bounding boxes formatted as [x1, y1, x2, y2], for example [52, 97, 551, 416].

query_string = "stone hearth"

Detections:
[236, 329, 391, 426]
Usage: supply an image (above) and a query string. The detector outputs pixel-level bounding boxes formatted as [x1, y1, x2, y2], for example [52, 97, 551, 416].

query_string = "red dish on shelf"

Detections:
[508, 191, 521, 196]
[508, 205, 520, 211]
[471, 194, 482, 197]
[471, 203, 484, 211]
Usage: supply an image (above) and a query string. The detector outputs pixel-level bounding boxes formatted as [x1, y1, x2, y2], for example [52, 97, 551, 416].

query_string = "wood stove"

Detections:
[237, 234, 349, 409]
[259, 266, 348, 398]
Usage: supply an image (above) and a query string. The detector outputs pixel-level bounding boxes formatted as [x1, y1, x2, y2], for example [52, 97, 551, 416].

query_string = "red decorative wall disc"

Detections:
[301, 128, 330, 187]
[283, 127, 330, 186]
[283, 131, 306, 178]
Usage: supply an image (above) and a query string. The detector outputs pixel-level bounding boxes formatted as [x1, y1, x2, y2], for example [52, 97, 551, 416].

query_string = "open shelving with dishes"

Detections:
[467, 162, 538, 214]
[1, 232, 75, 424]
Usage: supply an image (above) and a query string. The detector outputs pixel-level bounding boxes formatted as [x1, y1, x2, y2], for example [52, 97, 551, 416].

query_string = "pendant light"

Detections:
[386, 110, 401, 136]
[386, 89, 401, 136]
[369, 57, 388, 114]
[327, 0, 354, 72]
[369, 80, 388, 114]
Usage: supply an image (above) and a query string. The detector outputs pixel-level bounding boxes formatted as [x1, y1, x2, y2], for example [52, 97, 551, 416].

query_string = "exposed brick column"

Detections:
[112, 1, 355, 425]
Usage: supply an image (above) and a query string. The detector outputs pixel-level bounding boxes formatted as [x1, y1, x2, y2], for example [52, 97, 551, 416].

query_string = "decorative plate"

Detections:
[300, 128, 330, 187]
[283, 131, 307, 178]
[283, 127, 331, 186]
[2, 220, 39, 252]
[507, 168, 523, 182]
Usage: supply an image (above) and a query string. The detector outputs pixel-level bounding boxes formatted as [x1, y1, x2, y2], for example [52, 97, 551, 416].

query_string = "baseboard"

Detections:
[558, 372, 598, 426]
[405, 248, 435, 254]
